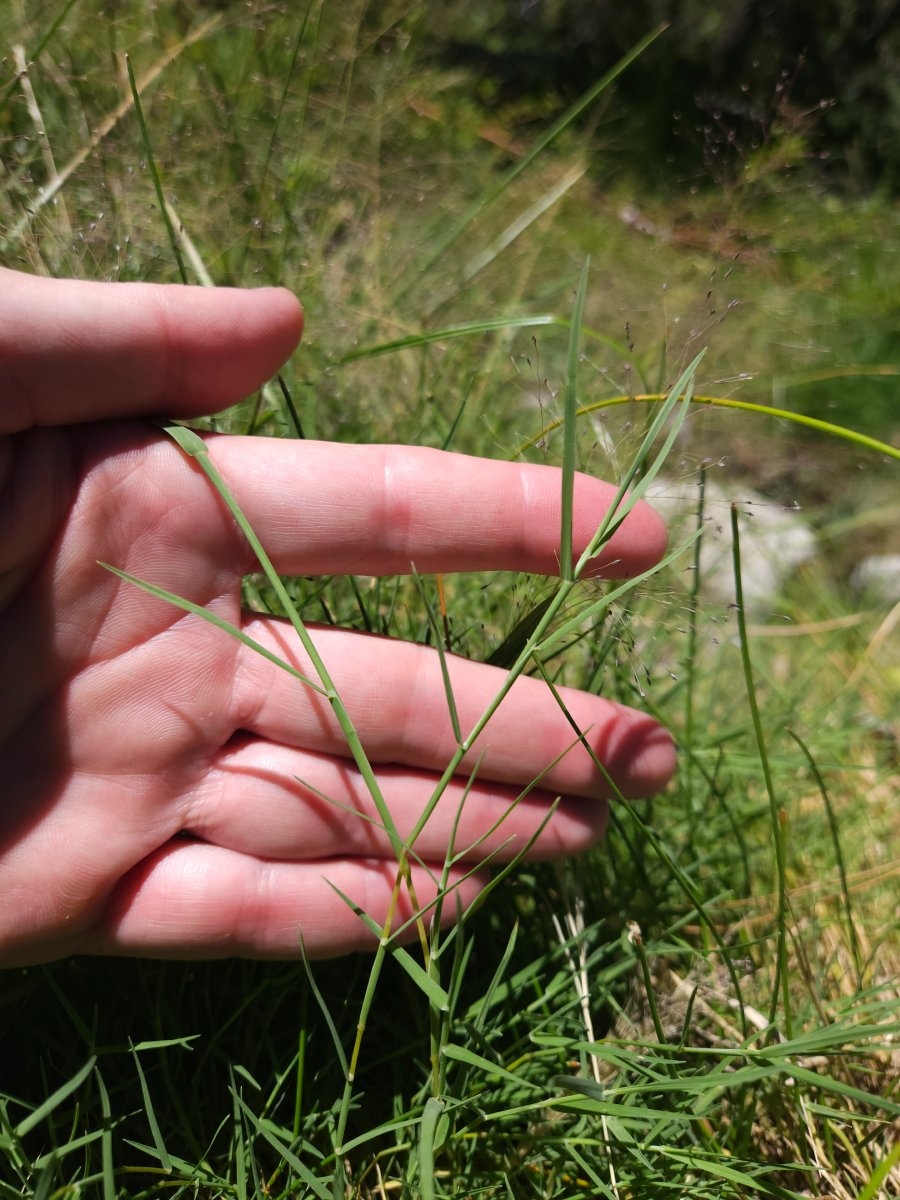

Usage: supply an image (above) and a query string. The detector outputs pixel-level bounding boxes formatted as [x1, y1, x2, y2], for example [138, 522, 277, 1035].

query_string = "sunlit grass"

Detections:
[1, 2, 897, 1197]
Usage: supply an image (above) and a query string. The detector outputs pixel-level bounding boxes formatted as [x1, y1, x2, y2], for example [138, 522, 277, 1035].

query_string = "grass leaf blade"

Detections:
[15, 1057, 97, 1138]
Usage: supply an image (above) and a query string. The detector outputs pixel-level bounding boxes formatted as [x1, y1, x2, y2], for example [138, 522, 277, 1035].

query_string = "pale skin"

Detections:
[0, 267, 675, 967]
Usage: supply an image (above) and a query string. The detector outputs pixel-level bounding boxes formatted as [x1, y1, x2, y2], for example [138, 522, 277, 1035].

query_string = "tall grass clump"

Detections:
[1, 2, 897, 1197]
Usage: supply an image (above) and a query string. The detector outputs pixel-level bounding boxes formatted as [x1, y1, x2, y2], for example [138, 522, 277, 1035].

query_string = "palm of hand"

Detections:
[0, 270, 674, 966]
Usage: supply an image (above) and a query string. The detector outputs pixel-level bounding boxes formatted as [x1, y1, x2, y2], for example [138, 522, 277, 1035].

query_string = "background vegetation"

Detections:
[427, 0, 900, 190]
[1, 2, 897, 1197]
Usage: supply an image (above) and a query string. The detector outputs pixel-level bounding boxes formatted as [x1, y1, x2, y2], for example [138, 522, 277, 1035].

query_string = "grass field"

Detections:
[1, 3, 898, 1197]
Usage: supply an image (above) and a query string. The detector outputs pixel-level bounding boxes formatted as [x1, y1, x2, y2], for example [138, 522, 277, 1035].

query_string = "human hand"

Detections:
[0, 267, 674, 966]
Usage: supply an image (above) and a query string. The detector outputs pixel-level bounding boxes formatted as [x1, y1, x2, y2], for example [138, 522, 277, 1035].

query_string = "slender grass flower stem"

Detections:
[683, 467, 707, 814]
[125, 55, 188, 285]
[730, 504, 793, 1038]
[560, 258, 591, 582]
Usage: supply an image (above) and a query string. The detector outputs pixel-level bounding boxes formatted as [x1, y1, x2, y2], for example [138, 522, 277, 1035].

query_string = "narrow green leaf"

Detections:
[121, 1141, 215, 1178]
[471, 922, 518, 1035]
[389, 946, 450, 1011]
[781, 1064, 900, 1116]
[15, 1056, 96, 1138]
[661, 1148, 777, 1190]
[130, 1042, 172, 1173]
[411, 567, 461, 744]
[856, 1139, 900, 1200]
[130, 1036, 199, 1052]
[160, 423, 403, 854]
[442, 1044, 543, 1092]
[231, 1069, 249, 1200]
[32, 1128, 105, 1169]
[299, 940, 349, 1077]
[31, 1159, 56, 1200]
[162, 422, 209, 457]
[99, 564, 326, 695]
[338, 314, 554, 363]
[545, 1094, 694, 1123]
[561, 1144, 619, 1198]
[231, 1090, 331, 1199]
[535, 530, 701, 659]
[337, 1111, 424, 1156]
[564, 350, 704, 585]
[324, 880, 450, 1009]
[94, 1068, 115, 1200]
[418, 1096, 446, 1200]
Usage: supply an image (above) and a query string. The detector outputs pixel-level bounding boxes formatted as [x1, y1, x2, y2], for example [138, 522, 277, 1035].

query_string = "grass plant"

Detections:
[1, 3, 898, 1197]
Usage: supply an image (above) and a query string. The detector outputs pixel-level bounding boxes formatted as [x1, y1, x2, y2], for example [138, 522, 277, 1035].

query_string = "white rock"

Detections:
[645, 476, 817, 613]
[851, 554, 900, 604]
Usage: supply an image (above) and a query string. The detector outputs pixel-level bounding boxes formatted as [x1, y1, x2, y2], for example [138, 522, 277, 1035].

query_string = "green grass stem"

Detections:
[125, 54, 187, 285]
[514, 393, 900, 463]
[560, 258, 591, 582]
[682, 467, 706, 814]
[787, 729, 864, 989]
[730, 505, 792, 1037]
